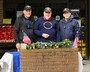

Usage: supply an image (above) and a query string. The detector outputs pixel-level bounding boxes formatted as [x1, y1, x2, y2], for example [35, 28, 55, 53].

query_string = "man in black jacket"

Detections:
[14, 5, 35, 49]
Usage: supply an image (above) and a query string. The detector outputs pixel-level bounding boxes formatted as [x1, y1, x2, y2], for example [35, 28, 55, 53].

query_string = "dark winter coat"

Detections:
[57, 16, 80, 42]
[14, 15, 35, 43]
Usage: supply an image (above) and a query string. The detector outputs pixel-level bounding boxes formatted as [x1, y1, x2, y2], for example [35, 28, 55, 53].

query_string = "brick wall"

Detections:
[20, 48, 78, 72]
[0, 0, 3, 24]
[89, 0, 90, 58]
[88, 0, 90, 24]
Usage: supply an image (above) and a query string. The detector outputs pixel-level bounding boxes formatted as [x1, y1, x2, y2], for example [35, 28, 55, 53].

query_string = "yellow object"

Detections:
[82, 48, 86, 50]
[2, 19, 12, 24]
[81, 48, 86, 57]
[82, 53, 86, 57]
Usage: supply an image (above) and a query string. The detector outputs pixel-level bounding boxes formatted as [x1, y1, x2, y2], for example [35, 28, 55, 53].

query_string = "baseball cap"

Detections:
[24, 5, 32, 10]
[63, 8, 71, 13]
[44, 7, 52, 12]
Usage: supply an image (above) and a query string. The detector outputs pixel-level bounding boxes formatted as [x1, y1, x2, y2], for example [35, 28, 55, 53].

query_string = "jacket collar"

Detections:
[22, 14, 32, 20]
[43, 16, 52, 21]
[61, 15, 73, 23]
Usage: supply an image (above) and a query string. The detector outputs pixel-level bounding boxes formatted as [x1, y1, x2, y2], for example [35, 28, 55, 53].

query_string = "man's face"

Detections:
[44, 11, 52, 18]
[63, 12, 71, 19]
[23, 10, 32, 18]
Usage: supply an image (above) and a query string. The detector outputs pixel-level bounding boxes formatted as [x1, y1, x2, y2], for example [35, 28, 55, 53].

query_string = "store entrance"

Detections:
[3, 0, 89, 59]
[4, 0, 68, 23]
[30, 3, 67, 19]
[24, 0, 90, 59]
[25, 0, 68, 19]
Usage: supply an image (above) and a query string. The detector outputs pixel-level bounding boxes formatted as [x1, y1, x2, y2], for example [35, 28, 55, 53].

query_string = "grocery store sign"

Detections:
[70, 9, 80, 19]
[2, 19, 12, 24]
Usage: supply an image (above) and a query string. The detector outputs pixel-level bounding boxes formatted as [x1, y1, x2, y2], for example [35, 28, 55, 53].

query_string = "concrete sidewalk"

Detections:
[83, 60, 90, 72]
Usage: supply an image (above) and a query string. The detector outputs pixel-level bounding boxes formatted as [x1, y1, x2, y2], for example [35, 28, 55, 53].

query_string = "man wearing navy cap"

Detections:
[57, 8, 80, 48]
[34, 7, 57, 42]
[14, 5, 36, 49]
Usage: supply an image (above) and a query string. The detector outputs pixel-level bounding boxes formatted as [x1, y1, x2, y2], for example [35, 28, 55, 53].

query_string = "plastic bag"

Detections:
[23, 32, 31, 45]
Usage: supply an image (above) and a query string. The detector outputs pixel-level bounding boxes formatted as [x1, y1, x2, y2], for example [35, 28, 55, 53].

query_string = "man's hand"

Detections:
[73, 45, 78, 48]
[16, 43, 21, 49]
[42, 33, 50, 38]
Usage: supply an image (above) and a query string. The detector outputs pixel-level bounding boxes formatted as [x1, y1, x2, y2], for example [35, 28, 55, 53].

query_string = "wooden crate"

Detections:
[20, 48, 78, 72]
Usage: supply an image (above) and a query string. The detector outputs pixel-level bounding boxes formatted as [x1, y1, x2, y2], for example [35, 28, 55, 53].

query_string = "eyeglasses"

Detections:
[45, 12, 51, 13]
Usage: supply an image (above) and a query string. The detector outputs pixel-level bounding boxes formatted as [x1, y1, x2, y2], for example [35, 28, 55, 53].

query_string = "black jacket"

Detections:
[14, 15, 36, 43]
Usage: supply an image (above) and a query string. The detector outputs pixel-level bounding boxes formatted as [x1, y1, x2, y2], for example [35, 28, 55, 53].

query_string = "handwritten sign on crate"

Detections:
[20, 48, 79, 72]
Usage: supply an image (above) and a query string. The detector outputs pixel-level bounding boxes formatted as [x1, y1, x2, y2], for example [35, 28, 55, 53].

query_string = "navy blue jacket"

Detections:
[57, 16, 80, 42]
[34, 17, 57, 42]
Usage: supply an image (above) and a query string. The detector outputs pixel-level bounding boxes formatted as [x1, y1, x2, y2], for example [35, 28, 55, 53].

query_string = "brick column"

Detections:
[0, 0, 3, 24]
[89, 0, 90, 59]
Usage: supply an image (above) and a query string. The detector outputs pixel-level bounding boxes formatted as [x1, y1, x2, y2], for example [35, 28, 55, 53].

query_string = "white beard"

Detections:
[25, 15, 31, 18]
[44, 16, 51, 20]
